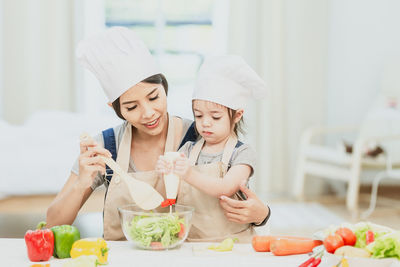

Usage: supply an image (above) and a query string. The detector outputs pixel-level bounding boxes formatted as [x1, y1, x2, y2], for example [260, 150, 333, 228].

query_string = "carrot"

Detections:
[270, 238, 323, 256]
[252, 235, 315, 252]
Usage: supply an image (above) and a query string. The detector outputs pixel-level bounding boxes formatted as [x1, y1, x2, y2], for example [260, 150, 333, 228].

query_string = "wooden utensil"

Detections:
[80, 133, 164, 210]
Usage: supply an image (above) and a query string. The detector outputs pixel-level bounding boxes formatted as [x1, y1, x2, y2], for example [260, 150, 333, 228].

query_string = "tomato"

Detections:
[178, 223, 185, 239]
[366, 230, 375, 245]
[323, 233, 344, 253]
[335, 227, 357, 246]
[150, 242, 164, 250]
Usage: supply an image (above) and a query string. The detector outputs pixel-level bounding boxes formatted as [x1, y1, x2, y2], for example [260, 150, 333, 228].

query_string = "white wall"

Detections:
[0, 0, 3, 118]
[2, 0, 74, 124]
[326, 0, 400, 128]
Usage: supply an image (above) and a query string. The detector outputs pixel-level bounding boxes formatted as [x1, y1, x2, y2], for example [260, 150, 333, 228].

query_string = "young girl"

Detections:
[156, 55, 268, 242]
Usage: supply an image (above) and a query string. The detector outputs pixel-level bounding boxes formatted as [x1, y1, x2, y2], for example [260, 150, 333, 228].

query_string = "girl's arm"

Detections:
[184, 164, 251, 197]
[46, 139, 111, 227]
[172, 155, 252, 197]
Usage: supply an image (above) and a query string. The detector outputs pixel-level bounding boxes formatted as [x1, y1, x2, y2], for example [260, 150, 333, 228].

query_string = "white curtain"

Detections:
[227, 0, 329, 196]
[1, 0, 75, 124]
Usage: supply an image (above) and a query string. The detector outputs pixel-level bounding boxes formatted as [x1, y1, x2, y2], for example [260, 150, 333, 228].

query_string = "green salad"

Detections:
[367, 231, 400, 260]
[353, 222, 391, 249]
[126, 214, 185, 249]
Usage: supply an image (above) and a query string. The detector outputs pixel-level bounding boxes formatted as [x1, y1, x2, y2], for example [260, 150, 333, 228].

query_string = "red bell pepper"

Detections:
[24, 221, 54, 262]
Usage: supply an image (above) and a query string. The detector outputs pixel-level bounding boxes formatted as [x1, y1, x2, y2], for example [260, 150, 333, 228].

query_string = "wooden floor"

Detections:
[0, 186, 398, 238]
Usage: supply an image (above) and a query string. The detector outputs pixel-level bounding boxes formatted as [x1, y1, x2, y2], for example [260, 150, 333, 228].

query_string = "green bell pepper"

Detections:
[51, 225, 81, 258]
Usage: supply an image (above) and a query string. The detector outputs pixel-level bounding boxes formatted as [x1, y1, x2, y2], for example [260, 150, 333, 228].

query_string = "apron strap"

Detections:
[188, 136, 238, 168]
[116, 123, 132, 171]
[188, 138, 205, 166]
[221, 136, 238, 167]
[102, 128, 117, 182]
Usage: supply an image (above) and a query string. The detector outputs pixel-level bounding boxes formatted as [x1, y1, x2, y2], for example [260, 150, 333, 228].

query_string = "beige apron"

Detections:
[103, 115, 182, 240]
[177, 136, 254, 243]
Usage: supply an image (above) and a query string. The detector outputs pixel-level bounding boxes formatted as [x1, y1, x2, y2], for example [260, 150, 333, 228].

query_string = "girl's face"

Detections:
[120, 82, 168, 136]
[193, 100, 233, 144]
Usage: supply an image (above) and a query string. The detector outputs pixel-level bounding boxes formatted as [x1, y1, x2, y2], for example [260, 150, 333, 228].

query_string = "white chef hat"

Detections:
[76, 27, 161, 102]
[193, 55, 267, 110]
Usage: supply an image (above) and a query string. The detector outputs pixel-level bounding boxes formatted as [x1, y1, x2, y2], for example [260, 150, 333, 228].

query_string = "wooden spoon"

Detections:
[80, 133, 164, 210]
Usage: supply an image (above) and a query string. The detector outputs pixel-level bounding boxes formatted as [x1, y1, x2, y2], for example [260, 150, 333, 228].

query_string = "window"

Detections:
[102, 0, 228, 119]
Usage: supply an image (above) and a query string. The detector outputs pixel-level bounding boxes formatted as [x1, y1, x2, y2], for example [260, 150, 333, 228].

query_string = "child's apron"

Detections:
[103, 115, 182, 240]
[177, 136, 254, 243]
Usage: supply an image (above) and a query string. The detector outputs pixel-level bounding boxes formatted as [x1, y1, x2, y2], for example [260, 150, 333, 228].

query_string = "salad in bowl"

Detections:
[118, 204, 194, 250]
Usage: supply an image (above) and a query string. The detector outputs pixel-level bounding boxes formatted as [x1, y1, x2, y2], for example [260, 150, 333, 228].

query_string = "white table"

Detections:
[3, 238, 309, 267]
[4, 238, 399, 267]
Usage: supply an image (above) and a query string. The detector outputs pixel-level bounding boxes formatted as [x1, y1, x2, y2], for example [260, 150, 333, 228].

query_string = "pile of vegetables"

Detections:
[24, 221, 109, 265]
[320, 222, 400, 260]
[126, 214, 186, 249]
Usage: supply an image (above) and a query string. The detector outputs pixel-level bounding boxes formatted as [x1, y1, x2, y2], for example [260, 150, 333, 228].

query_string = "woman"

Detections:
[46, 27, 270, 240]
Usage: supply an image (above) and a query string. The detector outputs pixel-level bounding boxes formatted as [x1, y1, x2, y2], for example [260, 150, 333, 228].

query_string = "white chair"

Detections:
[362, 141, 400, 219]
[293, 100, 400, 213]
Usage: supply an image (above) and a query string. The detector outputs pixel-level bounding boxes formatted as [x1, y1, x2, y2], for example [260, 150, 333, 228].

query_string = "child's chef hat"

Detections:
[76, 27, 160, 102]
[193, 55, 267, 110]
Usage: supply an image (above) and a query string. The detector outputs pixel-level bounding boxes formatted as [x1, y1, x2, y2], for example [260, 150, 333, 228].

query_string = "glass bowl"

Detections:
[118, 204, 194, 250]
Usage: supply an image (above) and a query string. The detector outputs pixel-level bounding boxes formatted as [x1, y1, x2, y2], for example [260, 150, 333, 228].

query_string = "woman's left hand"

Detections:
[219, 183, 269, 225]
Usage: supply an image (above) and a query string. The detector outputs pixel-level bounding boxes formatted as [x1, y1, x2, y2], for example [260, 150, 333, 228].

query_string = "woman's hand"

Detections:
[219, 183, 269, 225]
[78, 138, 111, 189]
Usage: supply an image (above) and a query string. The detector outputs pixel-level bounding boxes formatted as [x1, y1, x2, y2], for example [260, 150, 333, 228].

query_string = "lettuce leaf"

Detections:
[367, 231, 400, 260]
[354, 222, 391, 248]
[127, 214, 184, 248]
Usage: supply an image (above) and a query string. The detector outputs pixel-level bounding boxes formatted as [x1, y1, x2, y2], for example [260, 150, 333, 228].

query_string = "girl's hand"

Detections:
[219, 183, 269, 225]
[78, 138, 111, 189]
[156, 156, 172, 174]
[173, 153, 191, 178]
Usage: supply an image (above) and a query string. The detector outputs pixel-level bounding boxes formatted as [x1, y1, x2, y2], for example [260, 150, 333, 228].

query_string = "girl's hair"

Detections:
[193, 101, 245, 137]
[111, 74, 168, 120]
[228, 108, 245, 136]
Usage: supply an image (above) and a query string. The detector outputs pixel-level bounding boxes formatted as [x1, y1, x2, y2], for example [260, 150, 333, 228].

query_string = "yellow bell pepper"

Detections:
[70, 238, 109, 264]
[208, 238, 237, 252]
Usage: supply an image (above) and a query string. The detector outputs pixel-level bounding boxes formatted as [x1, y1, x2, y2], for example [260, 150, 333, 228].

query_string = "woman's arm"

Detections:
[46, 172, 93, 227]
[46, 139, 111, 227]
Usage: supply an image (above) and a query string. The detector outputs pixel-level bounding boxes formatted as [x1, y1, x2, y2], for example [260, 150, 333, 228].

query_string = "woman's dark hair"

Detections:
[112, 74, 168, 120]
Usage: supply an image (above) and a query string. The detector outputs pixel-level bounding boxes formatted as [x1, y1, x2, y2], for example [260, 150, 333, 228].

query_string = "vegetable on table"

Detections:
[63, 255, 105, 267]
[335, 227, 356, 246]
[51, 225, 81, 258]
[208, 238, 237, 252]
[270, 238, 322, 256]
[252, 235, 316, 252]
[24, 221, 54, 262]
[353, 222, 390, 248]
[366, 230, 375, 245]
[366, 231, 400, 260]
[323, 233, 344, 253]
[70, 238, 109, 264]
[333, 245, 370, 258]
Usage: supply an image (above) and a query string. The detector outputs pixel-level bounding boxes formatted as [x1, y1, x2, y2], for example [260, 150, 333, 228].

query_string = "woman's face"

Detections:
[120, 82, 168, 136]
[193, 100, 232, 144]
